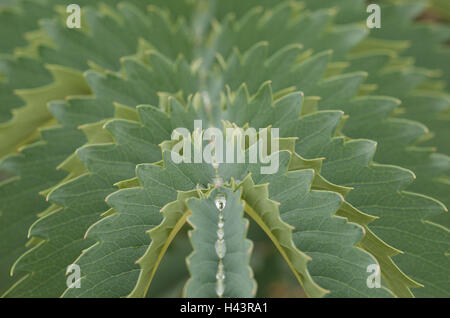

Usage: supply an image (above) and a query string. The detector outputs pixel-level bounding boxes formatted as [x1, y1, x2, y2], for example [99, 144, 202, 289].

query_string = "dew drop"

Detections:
[217, 228, 224, 240]
[218, 220, 224, 228]
[214, 194, 226, 211]
[215, 239, 226, 258]
[216, 271, 226, 281]
[216, 280, 225, 297]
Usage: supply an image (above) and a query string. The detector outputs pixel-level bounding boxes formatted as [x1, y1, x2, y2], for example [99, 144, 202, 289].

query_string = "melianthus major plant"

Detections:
[0, 0, 448, 298]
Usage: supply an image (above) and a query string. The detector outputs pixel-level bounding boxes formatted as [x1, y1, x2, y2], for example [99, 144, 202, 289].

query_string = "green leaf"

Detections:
[185, 187, 256, 298]
[0, 0, 53, 54]
[0, 65, 90, 157]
